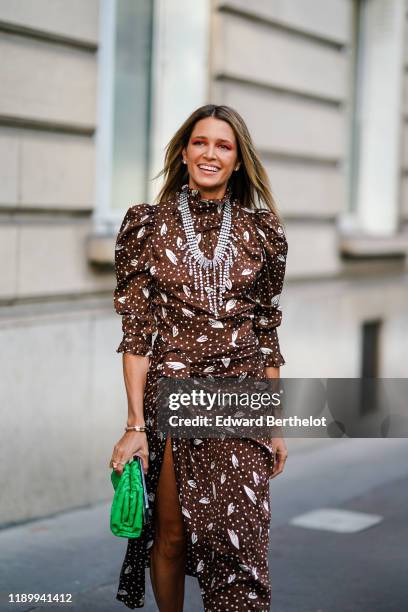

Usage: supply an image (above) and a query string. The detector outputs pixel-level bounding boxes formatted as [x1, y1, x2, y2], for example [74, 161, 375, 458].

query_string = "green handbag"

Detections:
[110, 456, 147, 538]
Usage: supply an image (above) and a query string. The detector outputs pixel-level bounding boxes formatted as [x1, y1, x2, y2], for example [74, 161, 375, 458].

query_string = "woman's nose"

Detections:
[203, 147, 217, 159]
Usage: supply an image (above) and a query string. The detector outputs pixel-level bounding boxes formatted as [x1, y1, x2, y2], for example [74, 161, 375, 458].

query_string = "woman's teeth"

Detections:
[198, 165, 219, 172]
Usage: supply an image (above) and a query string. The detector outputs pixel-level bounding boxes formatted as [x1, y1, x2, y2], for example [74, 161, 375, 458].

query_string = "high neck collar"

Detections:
[179, 183, 232, 210]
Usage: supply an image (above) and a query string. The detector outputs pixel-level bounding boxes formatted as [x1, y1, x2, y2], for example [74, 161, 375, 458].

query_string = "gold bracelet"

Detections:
[125, 425, 147, 432]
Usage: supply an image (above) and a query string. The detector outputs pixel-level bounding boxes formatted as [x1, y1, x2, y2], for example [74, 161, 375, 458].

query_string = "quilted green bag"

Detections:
[110, 456, 148, 538]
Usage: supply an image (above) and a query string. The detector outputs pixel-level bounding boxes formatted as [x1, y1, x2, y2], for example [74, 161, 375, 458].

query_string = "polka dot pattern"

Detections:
[113, 185, 288, 610]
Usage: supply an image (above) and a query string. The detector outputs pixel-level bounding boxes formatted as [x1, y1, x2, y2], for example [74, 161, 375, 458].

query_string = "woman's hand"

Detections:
[109, 431, 149, 476]
[269, 437, 288, 479]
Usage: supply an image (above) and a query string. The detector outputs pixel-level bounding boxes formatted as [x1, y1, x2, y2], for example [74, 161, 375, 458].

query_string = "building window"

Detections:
[345, 0, 405, 236]
[94, 0, 210, 232]
[95, 0, 154, 230]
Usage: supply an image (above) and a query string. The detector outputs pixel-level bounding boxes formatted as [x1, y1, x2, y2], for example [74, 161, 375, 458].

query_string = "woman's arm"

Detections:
[264, 365, 288, 478]
[110, 354, 150, 476]
[122, 353, 150, 427]
[264, 365, 280, 379]
[111, 204, 157, 476]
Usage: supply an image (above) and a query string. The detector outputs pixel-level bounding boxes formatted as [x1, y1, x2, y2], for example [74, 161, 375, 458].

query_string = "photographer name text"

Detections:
[167, 415, 327, 428]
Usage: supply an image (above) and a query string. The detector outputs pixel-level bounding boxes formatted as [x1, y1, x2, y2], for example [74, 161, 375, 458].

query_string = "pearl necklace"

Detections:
[178, 183, 238, 317]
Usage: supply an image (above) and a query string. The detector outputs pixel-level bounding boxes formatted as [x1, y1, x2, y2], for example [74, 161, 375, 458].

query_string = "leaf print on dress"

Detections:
[209, 318, 224, 328]
[227, 502, 235, 516]
[136, 226, 145, 239]
[256, 227, 266, 240]
[181, 506, 191, 519]
[231, 453, 239, 468]
[165, 248, 178, 265]
[182, 284, 192, 297]
[243, 484, 257, 505]
[230, 329, 239, 347]
[165, 361, 187, 370]
[227, 528, 240, 549]
[225, 298, 236, 312]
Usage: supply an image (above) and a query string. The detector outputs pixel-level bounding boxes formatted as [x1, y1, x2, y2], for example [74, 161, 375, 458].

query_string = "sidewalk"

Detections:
[0, 438, 407, 611]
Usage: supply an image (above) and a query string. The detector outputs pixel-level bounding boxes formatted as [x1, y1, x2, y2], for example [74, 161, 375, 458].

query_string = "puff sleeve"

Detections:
[113, 204, 157, 357]
[252, 210, 288, 367]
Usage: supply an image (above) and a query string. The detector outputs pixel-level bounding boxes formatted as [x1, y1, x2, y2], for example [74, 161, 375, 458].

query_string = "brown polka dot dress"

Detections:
[113, 184, 288, 610]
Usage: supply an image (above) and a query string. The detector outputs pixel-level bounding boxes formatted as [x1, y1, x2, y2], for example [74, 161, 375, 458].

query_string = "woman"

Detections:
[110, 104, 289, 611]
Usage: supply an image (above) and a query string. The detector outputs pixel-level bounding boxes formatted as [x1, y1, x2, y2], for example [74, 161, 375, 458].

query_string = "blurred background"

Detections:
[0, 1, 407, 611]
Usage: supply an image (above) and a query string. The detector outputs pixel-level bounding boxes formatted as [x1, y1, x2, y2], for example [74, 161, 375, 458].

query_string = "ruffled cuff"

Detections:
[116, 332, 153, 357]
[258, 327, 286, 367]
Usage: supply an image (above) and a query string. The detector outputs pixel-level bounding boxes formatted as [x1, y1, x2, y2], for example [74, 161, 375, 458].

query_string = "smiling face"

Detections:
[182, 117, 240, 199]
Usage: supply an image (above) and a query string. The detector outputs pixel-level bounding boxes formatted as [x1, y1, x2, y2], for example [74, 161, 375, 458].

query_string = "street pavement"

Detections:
[0, 437, 407, 612]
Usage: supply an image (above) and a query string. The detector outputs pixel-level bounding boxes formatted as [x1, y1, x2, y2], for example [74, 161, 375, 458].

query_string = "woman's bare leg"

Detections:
[149, 436, 186, 611]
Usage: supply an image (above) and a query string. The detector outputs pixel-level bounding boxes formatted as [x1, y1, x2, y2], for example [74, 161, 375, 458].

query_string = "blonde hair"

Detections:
[152, 104, 283, 222]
